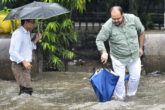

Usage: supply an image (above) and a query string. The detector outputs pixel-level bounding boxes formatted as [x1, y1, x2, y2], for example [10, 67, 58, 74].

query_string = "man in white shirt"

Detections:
[9, 19, 42, 95]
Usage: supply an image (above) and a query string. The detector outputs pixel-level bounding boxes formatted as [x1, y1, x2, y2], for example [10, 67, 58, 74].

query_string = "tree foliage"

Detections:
[39, 0, 90, 71]
[133, 0, 163, 29]
[1, 0, 16, 4]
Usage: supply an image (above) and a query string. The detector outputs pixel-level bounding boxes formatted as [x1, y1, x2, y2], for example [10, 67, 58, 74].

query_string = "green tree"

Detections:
[1, 0, 16, 4]
[39, 0, 90, 71]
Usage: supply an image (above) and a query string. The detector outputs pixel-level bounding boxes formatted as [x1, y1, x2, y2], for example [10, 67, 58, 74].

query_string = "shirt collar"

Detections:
[123, 14, 128, 24]
[20, 26, 29, 34]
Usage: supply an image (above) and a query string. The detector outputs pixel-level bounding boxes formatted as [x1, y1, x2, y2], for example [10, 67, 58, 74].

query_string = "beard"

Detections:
[113, 18, 124, 26]
[114, 22, 121, 26]
[113, 20, 123, 26]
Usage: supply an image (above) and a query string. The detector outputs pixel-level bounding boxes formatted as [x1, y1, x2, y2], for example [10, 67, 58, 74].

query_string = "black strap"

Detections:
[101, 63, 105, 69]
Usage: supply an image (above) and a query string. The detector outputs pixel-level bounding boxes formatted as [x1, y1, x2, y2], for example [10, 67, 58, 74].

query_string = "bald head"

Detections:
[110, 6, 123, 16]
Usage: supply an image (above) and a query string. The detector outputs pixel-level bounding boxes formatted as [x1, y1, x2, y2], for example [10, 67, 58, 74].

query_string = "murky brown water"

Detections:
[1, 71, 165, 110]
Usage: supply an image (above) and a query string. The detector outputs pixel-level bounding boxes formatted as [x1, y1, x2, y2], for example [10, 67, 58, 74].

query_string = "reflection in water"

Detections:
[1, 71, 165, 110]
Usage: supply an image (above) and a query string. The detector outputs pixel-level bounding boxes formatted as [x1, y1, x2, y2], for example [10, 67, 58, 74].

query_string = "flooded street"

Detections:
[1, 70, 165, 110]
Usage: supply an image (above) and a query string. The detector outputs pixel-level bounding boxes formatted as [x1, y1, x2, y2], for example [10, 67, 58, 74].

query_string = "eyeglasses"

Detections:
[112, 17, 122, 21]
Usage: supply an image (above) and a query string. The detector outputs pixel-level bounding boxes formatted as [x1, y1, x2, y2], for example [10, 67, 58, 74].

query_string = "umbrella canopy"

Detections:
[4, 1, 70, 21]
[90, 68, 119, 102]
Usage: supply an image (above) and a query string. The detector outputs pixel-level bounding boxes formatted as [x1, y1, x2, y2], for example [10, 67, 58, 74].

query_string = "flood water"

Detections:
[1, 69, 165, 110]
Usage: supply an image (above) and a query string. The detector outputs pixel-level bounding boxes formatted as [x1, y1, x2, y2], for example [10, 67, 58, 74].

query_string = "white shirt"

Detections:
[9, 26, 36, 63]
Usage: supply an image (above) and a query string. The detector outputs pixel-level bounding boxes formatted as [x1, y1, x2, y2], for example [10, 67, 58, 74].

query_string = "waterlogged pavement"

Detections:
[1, 71, 165, 110]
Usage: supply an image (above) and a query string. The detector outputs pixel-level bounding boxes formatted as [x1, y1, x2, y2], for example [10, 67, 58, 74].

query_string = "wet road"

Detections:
[0, 71, 165, 110]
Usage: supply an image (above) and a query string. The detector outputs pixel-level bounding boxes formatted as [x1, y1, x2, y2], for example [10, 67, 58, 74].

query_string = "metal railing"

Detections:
[72, 11, 164, 30]
[72, 11, 108, 30]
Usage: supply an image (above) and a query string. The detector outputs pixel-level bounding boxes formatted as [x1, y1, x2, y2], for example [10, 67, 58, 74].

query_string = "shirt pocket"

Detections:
[127, 24, 137, 37]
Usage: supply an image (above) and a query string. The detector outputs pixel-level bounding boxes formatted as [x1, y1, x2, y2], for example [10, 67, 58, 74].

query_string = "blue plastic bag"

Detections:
[125, 75, 130, 81]
[90, 68, 119, 102]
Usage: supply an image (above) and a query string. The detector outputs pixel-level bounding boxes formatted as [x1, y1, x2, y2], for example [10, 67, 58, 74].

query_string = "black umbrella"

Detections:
[4, 1, 70, 21]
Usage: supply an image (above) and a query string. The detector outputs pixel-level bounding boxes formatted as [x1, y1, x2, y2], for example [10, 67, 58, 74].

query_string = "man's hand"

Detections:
[22, 60, 32, 70]
[34, 33, 42, 44]
[101, 52, 108, 64]
[139, 48, 143, 57]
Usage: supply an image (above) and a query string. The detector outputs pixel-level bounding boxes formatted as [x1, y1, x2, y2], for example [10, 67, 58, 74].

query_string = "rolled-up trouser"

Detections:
[11, 62, 32, 88]
[111, 55, 141, 100]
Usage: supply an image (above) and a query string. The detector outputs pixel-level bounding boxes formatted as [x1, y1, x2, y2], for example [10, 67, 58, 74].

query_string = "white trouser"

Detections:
[111, 55, 141, 100]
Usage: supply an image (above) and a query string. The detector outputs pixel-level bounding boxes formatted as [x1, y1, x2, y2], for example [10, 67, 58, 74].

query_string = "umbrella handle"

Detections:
[37, 23, 40, 33]
[101, 63, 112, 72]
[37, 19, 40, 33]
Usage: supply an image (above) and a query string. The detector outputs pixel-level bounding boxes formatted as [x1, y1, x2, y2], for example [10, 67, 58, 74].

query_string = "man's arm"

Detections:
[139, 32, 145, 56]
[96, 25, 111, 64]
[31, 33, 42, 50]
[22, 32, 43, 70]
[9, 33, 24, 63]
[134, 15, 145, 57]
[23, 33, 42, 70]
[33, 33, 42, 45]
